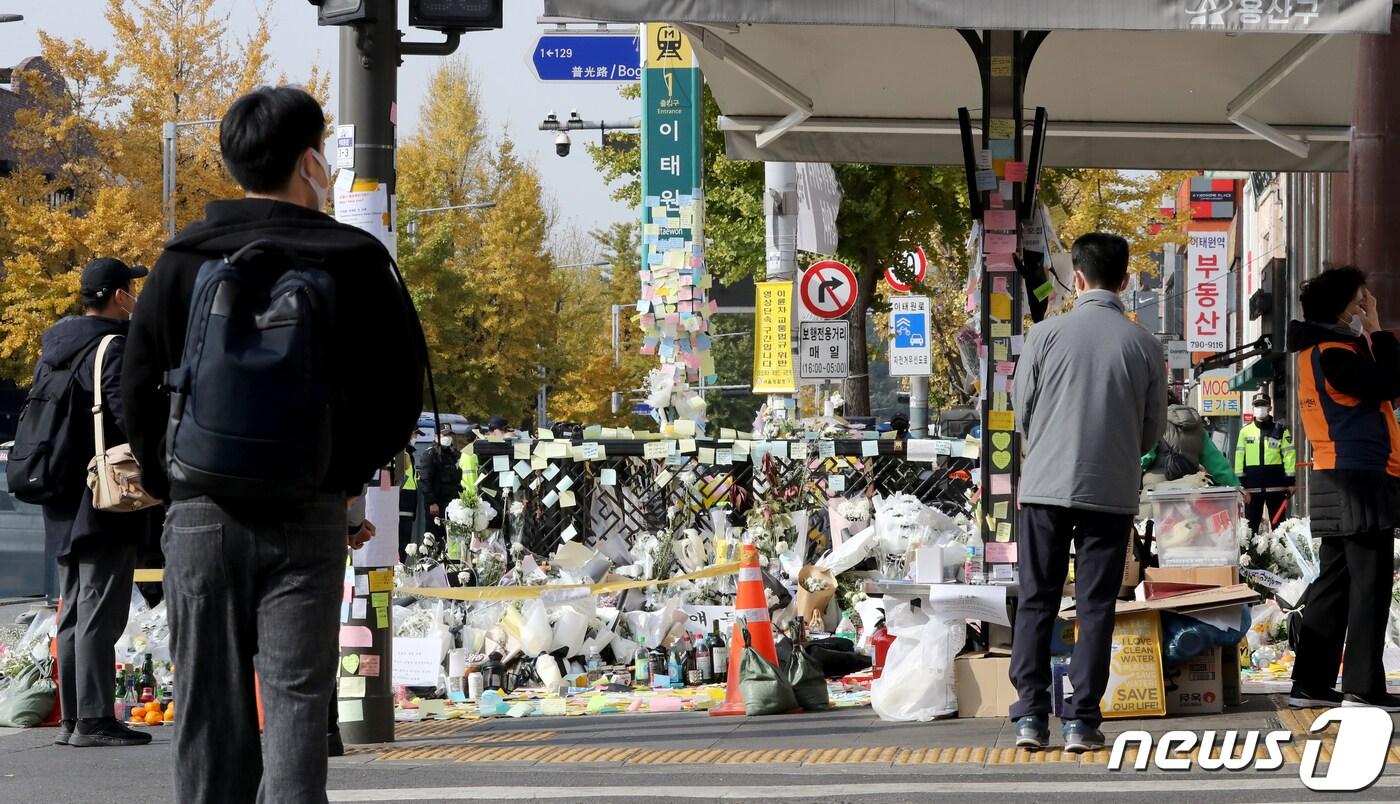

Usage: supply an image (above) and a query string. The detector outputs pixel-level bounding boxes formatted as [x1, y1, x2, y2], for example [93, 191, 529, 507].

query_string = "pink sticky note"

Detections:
[339, 626, 372, 648]
[985, 233, 1017, 254]
[1004, 161, 1027, 182]
[640, 344, 656, 356]
[990, 474, 1012, 496]
[649, 697, 683, 712]
[995, 361, 1015, 376]
[989, 192, 1004, 208]
[342, 583, 353, 603]
[992, 277, 1008, 295]
[985, 210, 1016, 232]
[986, 254, 1016, 272]
[358, 654, 381, 677]
[985, 542, 1018, 563]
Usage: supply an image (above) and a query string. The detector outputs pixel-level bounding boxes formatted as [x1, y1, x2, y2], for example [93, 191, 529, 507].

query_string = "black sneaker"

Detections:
[68, 717, 153, 747]
[328, 730, 344, 758]
[1342, 692, 1400, 712]
[53, 720, 74, 746]
[1288, 686, 1345, 708]
[1062, 719, 1106, 753]
[1014, 714, 1050, 750]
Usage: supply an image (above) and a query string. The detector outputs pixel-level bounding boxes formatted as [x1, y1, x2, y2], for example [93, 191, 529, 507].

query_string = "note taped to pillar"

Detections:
[753, 281, 796, 393]
[334, 180, 392, 254]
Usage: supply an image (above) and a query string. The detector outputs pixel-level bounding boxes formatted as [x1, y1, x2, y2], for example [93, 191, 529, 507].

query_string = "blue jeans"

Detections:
[163, 495, 345, 804]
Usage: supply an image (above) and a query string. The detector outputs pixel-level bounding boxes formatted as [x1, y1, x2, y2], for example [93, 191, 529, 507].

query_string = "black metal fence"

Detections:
[472, 438, 976, 560]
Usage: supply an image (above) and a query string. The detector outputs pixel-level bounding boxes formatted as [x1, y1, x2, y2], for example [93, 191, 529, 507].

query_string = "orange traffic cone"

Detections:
[710, 542, 780, 716]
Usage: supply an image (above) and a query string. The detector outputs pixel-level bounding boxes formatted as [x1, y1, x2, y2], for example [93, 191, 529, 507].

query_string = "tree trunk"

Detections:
[844, 251, 882, 417]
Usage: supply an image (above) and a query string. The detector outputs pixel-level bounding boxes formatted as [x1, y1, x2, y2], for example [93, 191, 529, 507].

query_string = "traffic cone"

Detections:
[710, 542, 780, 716]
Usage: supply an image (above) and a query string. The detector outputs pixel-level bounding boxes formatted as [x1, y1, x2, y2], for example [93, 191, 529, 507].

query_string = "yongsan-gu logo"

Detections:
[1109, 707, 1393, 791]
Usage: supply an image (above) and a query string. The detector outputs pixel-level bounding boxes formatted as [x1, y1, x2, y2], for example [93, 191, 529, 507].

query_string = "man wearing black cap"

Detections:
[1233, 391, 1296, 532]
[486, 415, 511, 438]
[34, 257, 152, 748]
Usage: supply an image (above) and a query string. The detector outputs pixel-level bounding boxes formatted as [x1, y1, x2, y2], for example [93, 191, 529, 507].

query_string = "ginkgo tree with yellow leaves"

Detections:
[0, 0, 326, 384]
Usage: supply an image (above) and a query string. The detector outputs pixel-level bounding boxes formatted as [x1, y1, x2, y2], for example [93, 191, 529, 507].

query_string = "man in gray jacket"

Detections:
[1009, 232, 1166, 752]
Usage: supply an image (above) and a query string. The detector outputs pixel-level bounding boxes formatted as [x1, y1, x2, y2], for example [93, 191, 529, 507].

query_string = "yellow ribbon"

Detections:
[130, 561, 741, 601]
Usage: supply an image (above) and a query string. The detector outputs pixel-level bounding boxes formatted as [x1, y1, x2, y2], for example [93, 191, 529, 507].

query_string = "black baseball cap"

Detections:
[1252, 392, 1272, 406]
[487, 416, 510, 432]
[79, 257, 148, 301]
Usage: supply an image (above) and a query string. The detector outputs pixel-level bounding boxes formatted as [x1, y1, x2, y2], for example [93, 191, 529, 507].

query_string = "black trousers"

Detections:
[57, 538, 136, 721]
[1244, 490, 1289, 533]
[1291, 531, 1393, 695]
[1010, 504, 1132, 727]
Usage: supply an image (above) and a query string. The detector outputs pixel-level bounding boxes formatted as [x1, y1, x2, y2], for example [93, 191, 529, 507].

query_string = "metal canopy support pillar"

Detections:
[970, 30, 1029, 560]
[765, 161, 798, 410]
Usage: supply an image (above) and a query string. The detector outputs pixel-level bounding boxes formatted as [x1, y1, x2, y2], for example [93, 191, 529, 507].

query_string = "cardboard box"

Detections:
[1165, 646, 1224, 715]
[954, 650, 1018, 718]
[1143, 566, 1240, 588]
[1062, 583, 1258, 620]
[1092, 610, 1166, 719]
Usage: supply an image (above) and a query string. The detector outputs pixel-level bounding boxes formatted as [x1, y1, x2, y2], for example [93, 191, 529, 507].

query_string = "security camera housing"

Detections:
[555, 131, 571, 157]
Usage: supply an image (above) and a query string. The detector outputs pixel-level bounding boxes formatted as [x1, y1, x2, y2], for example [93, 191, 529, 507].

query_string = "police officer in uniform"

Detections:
[1234, 392, 1296, 532]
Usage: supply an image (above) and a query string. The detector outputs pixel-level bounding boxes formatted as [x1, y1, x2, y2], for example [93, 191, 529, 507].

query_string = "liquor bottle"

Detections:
[122, 672, 138, 718]
[113, 664, 127, 720]
[633, 636, 649, 686]
[709, 621, 728, 684]
[693, 633, 712, 684]
[140, 653, 157, 692]
[666, 637, 684, 686]
[648, 640, 668, 683]
[585, 645, 603, 683]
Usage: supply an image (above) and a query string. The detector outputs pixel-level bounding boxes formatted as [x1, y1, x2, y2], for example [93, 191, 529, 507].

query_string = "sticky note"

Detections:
[991, 323, 1012, 338]
[543, 490, 559, 508]
[556, 474, 573, 492]
[514, 443, 529, 460]
[732, 440, 750, 457]
[560, 490, 576, 508]
[716, 448, 733, 465]
[993, 502, 1009, 519]
[351, 598, 367, 620]
[990, 474, 1012, 495]
[985, 210, 1016, 232]
[601, 468, 617, 486]
[993, 342, 1009, 361]
[359, 654, 381, 677]
[985, 233, 1017, 255]
[828, 474, 846, 492]
[338, 676, 367, 698]
[337, 700, 364, 722]
[1005, 161, 1027, 182]
[697, 447, 715, 464]
[656, 470, 673, 487]
[990, 294, 1011, 321]
[678, 438, 697, 454]
[368, 570, 393, 592]
[339, 625, 372, 648]
[976, 170, 997, 192]
[376, 607, 388, 628]
[508, 702, 534, 718]
[371, 592, 389, 609]
[996, 522, 1013, 542]
[989, 119, 1015, 139]
[643, 441, 669, 460]
[539, 698, 566, 716]
[986, 542, 1018, 563]
[818, 440, 835, 459]
[1033, 281, 1054, 302]
[354, 575, 369, 595]
[862, 440, 879, 457]
[988, 410, 1014, 431]
[561, 523, 578, 542]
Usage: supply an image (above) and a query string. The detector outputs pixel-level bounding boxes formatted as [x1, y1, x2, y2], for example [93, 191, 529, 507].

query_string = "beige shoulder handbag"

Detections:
[87, 334, 159, 512]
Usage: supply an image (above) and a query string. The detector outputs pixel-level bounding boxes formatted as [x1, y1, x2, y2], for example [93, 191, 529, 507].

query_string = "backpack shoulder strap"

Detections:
[90, 334, 119, 458]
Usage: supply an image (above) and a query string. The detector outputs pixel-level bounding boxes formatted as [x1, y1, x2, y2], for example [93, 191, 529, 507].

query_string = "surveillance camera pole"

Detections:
[332, 0, 463, 746]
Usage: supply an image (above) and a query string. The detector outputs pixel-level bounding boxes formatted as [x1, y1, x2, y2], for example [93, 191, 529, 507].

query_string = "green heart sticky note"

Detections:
[992, 433, 1011, 450]
[1034, 280, 1054, 302]
[992, 450, 1011, 470]
[342, 654, 360, 675]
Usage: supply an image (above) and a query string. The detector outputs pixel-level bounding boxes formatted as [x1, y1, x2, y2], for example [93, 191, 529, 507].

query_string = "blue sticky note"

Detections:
[990, 139, 1014, 159]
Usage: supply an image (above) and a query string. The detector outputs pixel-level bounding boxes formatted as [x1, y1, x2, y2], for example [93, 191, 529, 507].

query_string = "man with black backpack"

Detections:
[8, 257, 152, 749]
[121, 87, 423, 803]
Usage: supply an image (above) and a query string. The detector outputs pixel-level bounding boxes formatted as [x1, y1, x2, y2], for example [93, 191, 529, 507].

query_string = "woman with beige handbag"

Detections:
[31, 258, 156, 748]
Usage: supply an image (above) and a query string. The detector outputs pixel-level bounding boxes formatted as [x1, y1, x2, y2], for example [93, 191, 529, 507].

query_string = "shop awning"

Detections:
[543, 0, 1395, 171]
[1228, 358, 1275, 392]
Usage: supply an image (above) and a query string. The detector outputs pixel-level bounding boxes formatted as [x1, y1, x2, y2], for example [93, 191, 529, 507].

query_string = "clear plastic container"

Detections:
[1147, 487, 1241, 568]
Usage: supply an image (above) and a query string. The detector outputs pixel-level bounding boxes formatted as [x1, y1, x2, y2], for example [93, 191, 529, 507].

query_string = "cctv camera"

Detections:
[569, 109, 582, 123]
[542, 111, 559, 130]
[555, 131, 571, 157]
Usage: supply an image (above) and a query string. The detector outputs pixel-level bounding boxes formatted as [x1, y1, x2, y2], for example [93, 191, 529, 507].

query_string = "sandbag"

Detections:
[737, 625, 797, 716]
[784, 644, 830, 711]
[0, 659, 56, 728]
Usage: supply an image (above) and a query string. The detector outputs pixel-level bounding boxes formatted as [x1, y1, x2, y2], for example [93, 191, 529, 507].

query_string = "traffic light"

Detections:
[409, 0, 504, 32]
[309, 0, 377, 26]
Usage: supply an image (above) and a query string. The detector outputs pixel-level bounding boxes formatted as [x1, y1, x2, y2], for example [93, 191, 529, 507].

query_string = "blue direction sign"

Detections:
[531, 33, 641, 82]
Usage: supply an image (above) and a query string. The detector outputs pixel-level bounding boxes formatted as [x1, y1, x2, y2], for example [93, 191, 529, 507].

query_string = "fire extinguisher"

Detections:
[871, 619, 896, 679]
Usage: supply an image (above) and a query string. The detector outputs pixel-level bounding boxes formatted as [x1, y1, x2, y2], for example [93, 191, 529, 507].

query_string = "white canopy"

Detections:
[543, 0, 1396, 170]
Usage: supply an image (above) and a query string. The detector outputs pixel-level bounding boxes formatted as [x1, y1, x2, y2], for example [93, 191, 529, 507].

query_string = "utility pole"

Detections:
[312, 0, 501, 746]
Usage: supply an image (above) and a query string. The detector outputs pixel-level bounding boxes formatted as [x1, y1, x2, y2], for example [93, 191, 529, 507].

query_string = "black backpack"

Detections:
[164, 240, 337, 502]
[5, 339, 102, 504]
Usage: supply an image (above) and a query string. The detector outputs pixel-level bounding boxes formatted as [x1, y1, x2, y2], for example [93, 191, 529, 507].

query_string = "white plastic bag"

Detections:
[518, 600, 552, 656]
[871, 599, 962, 722]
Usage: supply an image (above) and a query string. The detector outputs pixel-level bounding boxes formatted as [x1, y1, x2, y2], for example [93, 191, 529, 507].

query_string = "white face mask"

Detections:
[1348, 314, 1366, 336]
[439, 436, 453, 447]
[299, 148, 330, 211]
[1253, 406, 1271, 420]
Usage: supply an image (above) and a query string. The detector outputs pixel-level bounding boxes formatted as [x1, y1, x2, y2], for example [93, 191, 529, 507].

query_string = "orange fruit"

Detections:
[130, 706, 146, 720]
[163, 709, 174, 722]
[145, 710, 163, 726]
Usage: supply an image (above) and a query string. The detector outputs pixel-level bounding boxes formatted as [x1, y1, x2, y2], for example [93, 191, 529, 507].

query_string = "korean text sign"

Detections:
[753, 281, 796, 393]
[1186, 231, 1228, 353]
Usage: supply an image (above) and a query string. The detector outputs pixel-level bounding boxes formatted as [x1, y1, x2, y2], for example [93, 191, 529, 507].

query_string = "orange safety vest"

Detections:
[1296, 340, 1400, 476]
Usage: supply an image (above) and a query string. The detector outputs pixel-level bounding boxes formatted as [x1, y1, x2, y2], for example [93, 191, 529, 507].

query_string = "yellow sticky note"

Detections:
[990, 323, 1012, 339]
[990, 294, 1012, 321]
[720, 427, 737, 441]
[537, 429, 555, 441]
[514, 443, 529, 460]
[989, 118, 1016, 139]
[993, 343, 1008, 361]
[560, 490, 576, 508]
[988, 410, 1015, 431]
[993, 502, 1009, 520]
[678, 438, 697, 454]
[732, 440, 751, 456]
[996, 522, 1013, 542]
[367, 570, 393, 593]
[673, 420, 696, 437]
[656, 470, 673, 487]
[531, 455, 547, 471]
[698, 447, 715, 464]
[338, 676, 366, 698]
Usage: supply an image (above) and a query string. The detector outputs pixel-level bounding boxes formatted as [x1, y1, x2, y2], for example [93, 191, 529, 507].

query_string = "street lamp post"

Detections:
[402, 201, 495, 242]
[161, 119, 220, 239]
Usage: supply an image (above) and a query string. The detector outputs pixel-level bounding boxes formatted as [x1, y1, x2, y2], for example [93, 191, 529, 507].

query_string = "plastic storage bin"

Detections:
[1147, 486, 1241, 568]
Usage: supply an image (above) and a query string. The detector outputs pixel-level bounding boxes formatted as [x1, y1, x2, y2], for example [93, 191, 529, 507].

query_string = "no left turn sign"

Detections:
[799, 260, 857, 320]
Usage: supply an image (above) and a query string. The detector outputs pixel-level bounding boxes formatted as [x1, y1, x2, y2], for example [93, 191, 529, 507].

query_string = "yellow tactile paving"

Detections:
[394, 718, 487, 739]
[463, 730, 557, 743]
